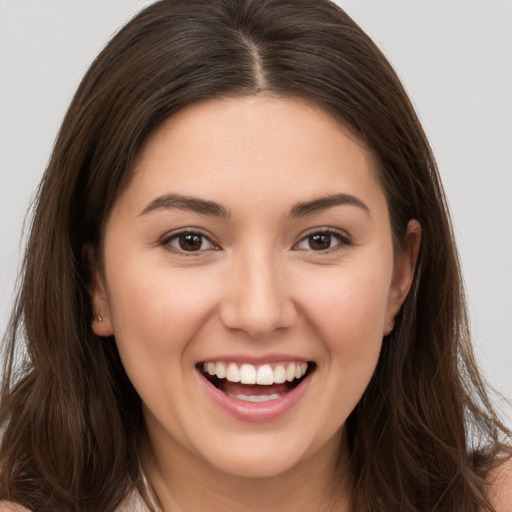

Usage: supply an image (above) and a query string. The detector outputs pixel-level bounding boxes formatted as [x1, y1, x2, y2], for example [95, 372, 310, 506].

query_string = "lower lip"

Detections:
[198, 371, 312, 424]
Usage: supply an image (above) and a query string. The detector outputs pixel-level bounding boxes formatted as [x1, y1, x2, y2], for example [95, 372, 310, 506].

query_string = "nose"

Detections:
[219, 248, 297, 337]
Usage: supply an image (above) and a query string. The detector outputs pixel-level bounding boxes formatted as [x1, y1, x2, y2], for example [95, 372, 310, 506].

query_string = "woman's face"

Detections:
[92, 96, 418, 479]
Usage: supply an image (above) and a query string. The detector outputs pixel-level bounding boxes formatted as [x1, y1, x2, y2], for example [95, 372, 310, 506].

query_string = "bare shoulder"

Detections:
[487, 457, 512, 512]
[0, 502, 30, 512]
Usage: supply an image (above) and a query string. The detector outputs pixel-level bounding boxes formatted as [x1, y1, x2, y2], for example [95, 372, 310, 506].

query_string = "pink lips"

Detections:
[197, 362, 312, 424]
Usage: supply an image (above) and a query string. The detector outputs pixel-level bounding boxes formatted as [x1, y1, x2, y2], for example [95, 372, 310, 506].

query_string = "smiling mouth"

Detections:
[198, 361, 315, 403]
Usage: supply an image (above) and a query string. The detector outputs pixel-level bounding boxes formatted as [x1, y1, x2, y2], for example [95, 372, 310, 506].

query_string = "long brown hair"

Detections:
[1, 1, 510, 510]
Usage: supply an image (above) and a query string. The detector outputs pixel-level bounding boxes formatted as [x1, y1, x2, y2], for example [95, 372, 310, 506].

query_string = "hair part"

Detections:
[1, 1, 510, 511]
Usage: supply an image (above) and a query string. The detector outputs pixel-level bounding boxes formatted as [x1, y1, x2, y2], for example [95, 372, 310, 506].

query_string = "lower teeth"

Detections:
[225, 392, 285, 402]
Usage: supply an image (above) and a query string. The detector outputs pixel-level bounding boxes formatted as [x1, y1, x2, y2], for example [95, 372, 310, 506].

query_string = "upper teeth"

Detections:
[202, 361, 308, 385]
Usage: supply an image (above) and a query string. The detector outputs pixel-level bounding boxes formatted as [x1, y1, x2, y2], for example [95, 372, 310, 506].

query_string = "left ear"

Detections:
[384, 219, 422, 335]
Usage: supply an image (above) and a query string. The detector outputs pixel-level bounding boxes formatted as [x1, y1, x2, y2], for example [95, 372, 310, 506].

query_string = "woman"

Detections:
[0, 0, 510, 510]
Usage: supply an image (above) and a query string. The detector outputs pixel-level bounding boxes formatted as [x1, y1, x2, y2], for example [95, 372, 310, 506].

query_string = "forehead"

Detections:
[119, 95, 385, 217]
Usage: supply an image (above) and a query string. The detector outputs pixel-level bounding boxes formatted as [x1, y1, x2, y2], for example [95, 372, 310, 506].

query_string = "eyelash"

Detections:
[161, 228, 350, 255]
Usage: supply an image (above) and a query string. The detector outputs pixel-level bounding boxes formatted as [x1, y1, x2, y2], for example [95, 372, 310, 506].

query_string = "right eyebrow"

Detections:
[138, 193, 230, 218]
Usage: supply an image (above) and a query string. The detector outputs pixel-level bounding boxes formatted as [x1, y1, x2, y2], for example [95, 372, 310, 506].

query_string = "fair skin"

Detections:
[90, 95, 420, 511]
[0, 98, 509, 512]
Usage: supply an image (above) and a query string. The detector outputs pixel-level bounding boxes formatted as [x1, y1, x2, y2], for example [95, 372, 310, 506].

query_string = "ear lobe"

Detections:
[90, 273, 115, 337]
[84, 245, 115, 337]
[384, 219, 421, 335]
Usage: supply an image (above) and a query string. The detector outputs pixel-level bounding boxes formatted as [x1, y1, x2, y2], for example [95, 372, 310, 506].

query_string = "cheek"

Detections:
[298, 260, 391, 384]
[286, 261, 392, 443]
[104, 257, 221, 364]
[103, 259, 225, 425]
[306, 266, 390, 337]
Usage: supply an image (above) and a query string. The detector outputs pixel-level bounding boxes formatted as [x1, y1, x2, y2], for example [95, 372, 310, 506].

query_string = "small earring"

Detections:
[94, 314, 103, 323]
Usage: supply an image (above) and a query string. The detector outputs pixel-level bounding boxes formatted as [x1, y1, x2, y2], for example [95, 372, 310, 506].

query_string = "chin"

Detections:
[207, 450, 307, 480]
[195, 428, 339, 481]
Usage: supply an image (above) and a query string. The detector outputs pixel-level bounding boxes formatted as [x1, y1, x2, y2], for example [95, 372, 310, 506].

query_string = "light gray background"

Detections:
[1, 0, 511, 425]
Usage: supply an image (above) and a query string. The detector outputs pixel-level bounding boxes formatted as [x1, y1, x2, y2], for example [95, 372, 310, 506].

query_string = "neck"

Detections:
[141, 430, 351, 512]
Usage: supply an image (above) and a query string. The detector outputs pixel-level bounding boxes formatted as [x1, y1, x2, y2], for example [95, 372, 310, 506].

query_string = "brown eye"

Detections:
[178, 233, 203, 251]
[165, 231, 215, 252]
[296, 230, 348, 252]
[309, 233, 332, 251]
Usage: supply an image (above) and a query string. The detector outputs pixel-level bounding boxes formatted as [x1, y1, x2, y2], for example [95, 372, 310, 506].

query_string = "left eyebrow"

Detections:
[289, 193, 370, 218]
